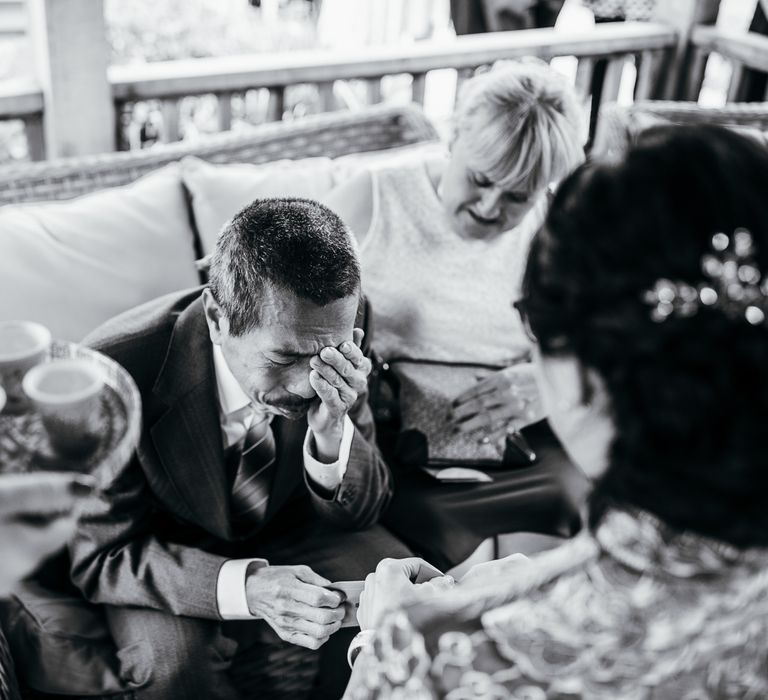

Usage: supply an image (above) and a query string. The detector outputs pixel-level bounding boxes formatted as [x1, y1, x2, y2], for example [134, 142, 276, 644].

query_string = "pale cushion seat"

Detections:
[181, 155, 339, 255]
[0, 164, 200, 341]
[180, 141, 445, 256]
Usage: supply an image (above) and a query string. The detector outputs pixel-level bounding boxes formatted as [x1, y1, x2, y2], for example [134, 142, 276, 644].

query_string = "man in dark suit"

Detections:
[70, 198, 411, 699]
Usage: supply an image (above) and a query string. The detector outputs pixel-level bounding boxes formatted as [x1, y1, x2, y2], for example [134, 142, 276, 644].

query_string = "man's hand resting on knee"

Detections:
[245, 563, 346, 649]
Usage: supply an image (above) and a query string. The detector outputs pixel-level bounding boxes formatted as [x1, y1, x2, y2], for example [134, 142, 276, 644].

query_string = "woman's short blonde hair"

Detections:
[454, 59, 585, 195]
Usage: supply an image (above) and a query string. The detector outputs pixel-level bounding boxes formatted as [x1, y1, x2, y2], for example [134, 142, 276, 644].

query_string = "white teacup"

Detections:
[0, 321, 52, 414]
[0, 386, 6, 414]
[23, 359, 105, 459]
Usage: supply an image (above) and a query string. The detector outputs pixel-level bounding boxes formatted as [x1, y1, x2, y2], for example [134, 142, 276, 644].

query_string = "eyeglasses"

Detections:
[512, 298, 537, 343]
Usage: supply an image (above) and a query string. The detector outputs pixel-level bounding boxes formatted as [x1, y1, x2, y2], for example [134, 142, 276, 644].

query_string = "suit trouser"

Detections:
[103, 519, 412, 700]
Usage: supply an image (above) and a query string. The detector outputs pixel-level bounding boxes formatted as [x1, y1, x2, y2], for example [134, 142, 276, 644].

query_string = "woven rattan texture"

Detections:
[0, 104, 438, 206]
[594, 100, 768, 158]
[631, 99, 768, 129]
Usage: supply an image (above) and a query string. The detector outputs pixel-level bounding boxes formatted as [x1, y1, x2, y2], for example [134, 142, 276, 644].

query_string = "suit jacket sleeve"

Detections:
[305, 387, 393, 530]
[69, 449, 227, 620]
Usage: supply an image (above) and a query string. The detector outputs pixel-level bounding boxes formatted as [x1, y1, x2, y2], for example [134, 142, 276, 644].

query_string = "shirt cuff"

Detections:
[303, 414, 354, 491]
[216, 558, 268, 620]
[347, 629, 376, 667]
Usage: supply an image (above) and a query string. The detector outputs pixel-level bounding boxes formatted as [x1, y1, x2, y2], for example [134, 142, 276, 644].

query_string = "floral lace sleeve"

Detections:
[345, 511, 768, 699]
[344, 609, 559, 700]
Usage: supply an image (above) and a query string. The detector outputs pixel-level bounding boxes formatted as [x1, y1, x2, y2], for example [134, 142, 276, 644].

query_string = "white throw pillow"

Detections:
[0, 164, 200, 341]
[181, 155, 338, 255]
[329, 141, 445, 186]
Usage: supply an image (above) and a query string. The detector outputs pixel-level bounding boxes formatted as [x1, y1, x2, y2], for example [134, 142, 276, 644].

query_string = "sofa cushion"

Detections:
[0, 163, 200, 342]
[329, 140, 445, 185]
[182, 142, 444, 257]
[0, 581, 144, 695]
[181, 155, 338, 255]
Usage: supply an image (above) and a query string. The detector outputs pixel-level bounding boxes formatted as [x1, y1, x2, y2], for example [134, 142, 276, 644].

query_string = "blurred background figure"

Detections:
[344, 124, 768, 698]
[581, 0, 657, 145]
[317, 0, 444, 48]
[450, 0, 566, 34]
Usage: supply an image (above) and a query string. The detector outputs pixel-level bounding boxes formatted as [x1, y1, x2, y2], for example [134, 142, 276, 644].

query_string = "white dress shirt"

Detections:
[212, 344, 354, 619]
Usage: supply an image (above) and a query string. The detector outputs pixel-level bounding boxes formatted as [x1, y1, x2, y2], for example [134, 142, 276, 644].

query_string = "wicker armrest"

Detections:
[593, 100, 768, 159]
[0, 104, 439, 206]
[628, 100, 768, 129]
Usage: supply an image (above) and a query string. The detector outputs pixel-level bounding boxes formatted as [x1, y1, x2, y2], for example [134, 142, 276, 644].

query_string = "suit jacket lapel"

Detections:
[150, 296, 233, 541]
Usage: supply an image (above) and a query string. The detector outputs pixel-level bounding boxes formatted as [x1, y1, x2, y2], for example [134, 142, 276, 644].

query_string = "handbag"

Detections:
[367, 354, 536, 469]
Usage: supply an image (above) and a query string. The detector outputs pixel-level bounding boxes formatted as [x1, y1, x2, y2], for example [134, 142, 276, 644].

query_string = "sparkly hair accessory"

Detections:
[643, 228, 768, 326]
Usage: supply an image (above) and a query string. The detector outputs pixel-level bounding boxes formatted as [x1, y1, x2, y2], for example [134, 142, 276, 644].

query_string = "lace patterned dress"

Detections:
[345, 508, 768, 699]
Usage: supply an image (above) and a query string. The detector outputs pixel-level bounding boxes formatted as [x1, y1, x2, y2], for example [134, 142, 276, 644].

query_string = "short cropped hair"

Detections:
[521, 125, 768, 548]
[208, 197, 360, 336]
[454, 59, 584, 196]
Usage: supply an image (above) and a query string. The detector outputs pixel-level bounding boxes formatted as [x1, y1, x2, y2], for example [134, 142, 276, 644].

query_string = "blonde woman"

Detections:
[327, 59, 584, 462]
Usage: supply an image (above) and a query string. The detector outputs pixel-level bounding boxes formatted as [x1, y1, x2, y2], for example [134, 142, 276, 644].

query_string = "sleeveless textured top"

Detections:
[359, 161, 546, 459]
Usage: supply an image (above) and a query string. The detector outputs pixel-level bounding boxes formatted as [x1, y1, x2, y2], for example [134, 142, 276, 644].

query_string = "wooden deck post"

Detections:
[652, 0, 721, 100]
[27, 0, 115, 158]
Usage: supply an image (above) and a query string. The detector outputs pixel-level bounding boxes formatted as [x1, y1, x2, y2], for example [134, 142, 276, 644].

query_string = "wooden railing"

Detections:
[0, 21, 680, 160]
[0, 78, 44, 160]
[108, 21, 676, 143]
[691, 25, 768, 101]
[0, 0, 26, 38]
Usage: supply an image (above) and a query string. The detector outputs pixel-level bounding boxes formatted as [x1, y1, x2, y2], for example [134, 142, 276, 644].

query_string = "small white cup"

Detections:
[0, 321, 52, 413]
[0, 386, 6, 414]
[23, 359, 105, 458]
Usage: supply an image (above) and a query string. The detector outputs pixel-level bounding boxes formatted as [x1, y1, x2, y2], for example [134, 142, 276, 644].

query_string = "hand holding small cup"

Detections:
[0, 471, 96, 597]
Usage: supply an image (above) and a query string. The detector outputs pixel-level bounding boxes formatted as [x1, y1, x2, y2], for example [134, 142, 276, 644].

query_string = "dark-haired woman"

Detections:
[342, 124, 768, 699]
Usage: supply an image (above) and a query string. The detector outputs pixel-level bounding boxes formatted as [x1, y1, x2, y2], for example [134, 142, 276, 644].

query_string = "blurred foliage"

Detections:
[108, 0, 328, 148]
[105, 0, 319, 63]
[0, 35, 33, 161]
[0, 0, 323, 161]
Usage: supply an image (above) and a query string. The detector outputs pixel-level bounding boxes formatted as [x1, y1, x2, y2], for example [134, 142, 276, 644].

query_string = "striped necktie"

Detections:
[230, 412, 276, 526]
[0, 627, 21, 700]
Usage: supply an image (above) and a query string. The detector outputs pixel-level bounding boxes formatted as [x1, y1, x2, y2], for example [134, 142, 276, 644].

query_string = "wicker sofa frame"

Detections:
[595, 99, 768, 156]
[0, 103, 439, 205]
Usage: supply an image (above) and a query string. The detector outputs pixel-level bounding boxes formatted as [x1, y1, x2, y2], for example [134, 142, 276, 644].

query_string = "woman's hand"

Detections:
[449, 363, 544, 452]
[0, 472, 96, 597]
[458, 552, 529, 587]
[357, 558, 453, 630]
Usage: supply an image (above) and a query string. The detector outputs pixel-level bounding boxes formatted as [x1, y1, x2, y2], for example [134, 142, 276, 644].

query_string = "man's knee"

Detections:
[105, 607, 237, 698]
